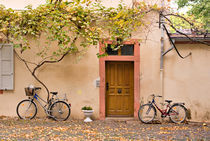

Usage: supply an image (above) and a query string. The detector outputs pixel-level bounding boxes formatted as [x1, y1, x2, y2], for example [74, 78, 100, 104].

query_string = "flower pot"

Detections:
[82, 110, 94, 122]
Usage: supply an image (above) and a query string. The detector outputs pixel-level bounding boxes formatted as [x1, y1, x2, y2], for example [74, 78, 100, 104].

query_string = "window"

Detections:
[121, 44, 134, 55]
[106, 44, 118, 55]
[0, 44, 14, 90]
[106, 44, 134, 56]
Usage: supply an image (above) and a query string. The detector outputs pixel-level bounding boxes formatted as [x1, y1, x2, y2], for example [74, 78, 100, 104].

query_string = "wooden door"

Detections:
[106, 61, 134, 117]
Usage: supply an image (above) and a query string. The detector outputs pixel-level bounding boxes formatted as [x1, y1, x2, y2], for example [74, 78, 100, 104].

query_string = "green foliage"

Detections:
[81, 106, 93, 110]
[176, 0, 210, 30]
[170, 14, 203, 33]
[0, 0, 159, 59]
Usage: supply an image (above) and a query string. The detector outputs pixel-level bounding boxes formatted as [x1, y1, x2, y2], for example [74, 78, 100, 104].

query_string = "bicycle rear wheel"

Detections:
[49, 101, 71, 121]
[138, 104, 156, 123]
[16, 99, 37, 119]
[169, 104, 186, 123]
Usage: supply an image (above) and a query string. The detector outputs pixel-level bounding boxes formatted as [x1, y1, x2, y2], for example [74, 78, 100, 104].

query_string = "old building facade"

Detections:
[0, 0, 210, 122]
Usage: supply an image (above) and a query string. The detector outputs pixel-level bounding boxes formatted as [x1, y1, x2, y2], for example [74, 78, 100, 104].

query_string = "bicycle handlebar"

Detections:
[151, 94, 162, 98]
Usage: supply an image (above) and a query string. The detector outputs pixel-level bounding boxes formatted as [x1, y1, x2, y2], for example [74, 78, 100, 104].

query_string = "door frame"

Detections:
[99, 39, 140, 119]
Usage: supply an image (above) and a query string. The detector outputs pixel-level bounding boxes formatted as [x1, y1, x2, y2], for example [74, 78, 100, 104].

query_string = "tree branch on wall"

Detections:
[159, 11, 209, 59]
[14, 36, 78, 102]
[162, 14, 210, 46]
[162, 24, 192, 59]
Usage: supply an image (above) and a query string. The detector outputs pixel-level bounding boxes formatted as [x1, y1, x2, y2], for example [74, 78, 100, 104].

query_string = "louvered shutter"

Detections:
[0, 44, 14, 90]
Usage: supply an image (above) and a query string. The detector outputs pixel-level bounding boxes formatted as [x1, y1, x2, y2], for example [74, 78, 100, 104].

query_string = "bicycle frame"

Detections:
[33, 93, 48, 108]
[30, 93, 56, 117]
[150, 98, 171, 117]
[138, 94, 187, 123]
[17, 86, 71, 121]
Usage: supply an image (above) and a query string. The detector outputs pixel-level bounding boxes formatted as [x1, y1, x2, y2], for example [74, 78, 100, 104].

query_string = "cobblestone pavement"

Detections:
[0, 117, 209, 140]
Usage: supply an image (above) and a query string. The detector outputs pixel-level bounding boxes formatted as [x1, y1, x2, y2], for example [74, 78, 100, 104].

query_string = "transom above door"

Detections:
[106, 44, 134, 56]
[106, 61, 134, 117]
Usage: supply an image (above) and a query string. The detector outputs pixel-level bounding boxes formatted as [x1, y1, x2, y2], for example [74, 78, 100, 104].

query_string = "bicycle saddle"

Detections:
[50, 92, 58, 95]
[165, 100, 172, 103]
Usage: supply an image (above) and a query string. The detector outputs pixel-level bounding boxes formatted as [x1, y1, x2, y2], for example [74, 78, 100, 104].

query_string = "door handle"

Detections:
[106, 82, 109, 90]
[118, 89, 122, 94]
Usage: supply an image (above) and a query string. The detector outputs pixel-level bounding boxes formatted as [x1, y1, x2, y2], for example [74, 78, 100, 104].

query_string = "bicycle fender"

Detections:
[170, 103, 187, 112]
[173, 102, 185, 105]
[28, 98, 35, 103]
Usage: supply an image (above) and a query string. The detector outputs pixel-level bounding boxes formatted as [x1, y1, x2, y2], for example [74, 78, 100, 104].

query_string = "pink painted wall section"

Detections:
[99, 39, 140, 119]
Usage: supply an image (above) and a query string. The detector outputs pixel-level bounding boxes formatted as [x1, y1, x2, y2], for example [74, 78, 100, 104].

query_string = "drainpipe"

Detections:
[160, 0, 165, 106]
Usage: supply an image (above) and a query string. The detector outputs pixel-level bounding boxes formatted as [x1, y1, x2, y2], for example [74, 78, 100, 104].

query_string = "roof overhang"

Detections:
[170, 34, 210, 44]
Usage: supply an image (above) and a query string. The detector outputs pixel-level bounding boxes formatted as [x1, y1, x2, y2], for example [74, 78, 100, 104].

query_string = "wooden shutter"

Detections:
[0, 44, 14, 90]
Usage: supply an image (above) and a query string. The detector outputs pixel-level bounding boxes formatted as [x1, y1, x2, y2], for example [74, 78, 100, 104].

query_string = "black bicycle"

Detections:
[16, 86, 71, 121]
[138, 94, 187, 123]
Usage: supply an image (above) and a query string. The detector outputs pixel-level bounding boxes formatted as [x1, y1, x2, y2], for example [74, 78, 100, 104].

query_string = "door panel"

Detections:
[106, 61, 134, 116]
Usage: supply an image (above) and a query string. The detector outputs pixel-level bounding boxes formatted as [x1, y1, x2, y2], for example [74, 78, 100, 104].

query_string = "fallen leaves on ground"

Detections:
[0, 117, 209, 140]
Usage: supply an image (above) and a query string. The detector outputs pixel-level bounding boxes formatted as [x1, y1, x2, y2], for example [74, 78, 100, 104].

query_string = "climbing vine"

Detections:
[0, 1, 161, 56]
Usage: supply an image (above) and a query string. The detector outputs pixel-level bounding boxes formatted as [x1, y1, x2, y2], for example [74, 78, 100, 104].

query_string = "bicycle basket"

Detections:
[25, 87, 35, 96]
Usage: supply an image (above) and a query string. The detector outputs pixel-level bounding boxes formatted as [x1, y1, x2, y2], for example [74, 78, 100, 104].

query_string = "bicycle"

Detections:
[16, 86, 71, 121]
[138, 94, 187, 124]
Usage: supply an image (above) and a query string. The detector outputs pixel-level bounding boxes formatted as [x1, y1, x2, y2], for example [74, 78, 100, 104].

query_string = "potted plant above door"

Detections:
[81, 106, 94, 122]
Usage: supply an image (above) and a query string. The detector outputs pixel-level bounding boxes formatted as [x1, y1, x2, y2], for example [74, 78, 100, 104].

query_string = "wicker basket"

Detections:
[25, 87, 35, 96]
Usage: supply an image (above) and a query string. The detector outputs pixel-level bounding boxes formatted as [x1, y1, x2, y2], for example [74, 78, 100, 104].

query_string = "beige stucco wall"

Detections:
[0, 44, 100, 119]
[164, 43, 210, 122]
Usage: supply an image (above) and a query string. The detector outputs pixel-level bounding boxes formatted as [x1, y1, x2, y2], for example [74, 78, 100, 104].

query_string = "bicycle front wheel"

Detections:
[49, 101, 71, 121]
[138, 104, 156, 123]
[169, 104, 186, 123]
[16, 99, 37, 120]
